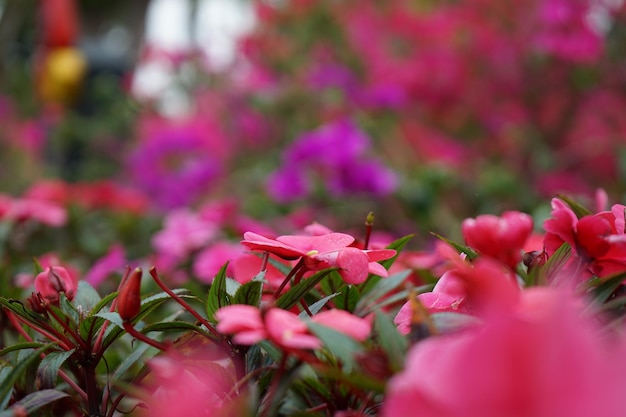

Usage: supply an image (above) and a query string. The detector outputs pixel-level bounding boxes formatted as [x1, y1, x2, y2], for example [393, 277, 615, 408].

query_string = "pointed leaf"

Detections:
[379, 234, 414, 270]
[430, 232, 478, 260]
[0, 343, 47, 357]
[557, 194, 592, 218]
[0, 389, 69, 417]
[355, 270, 411, 315]
[0, 345, 53, 409]
[275, 269, 337, 310]
[373, 311, 407, 371]
[38, 349, 76, 388]
[233, 280, 263, 307]
[73, 281, 101, 312]
[205, 263, 231, 323]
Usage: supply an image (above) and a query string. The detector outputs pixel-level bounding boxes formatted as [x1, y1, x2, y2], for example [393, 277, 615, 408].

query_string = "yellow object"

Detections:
[37, 47, 87, 106]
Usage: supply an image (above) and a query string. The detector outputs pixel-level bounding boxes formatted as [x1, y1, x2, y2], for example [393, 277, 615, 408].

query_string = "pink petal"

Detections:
[312, 310, 371, 341]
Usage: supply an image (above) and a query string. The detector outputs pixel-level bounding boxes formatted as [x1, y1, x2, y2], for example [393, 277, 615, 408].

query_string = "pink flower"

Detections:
[83, 244, 126, 288]
[395, 258, 520, 334]
[384, 288, 626, 417]
[462, 211, 533, 269]
[0, 193, 67, 227]
[152, 209, 217, 259]
[192, 242, 245, 284]
[139, 350, 235, 417]
[265, 308, 321, 350]
[241, 231, 395, 284]
[215, 305, 266, 345]
[311, 309, 371, 341]
[34, 266, 78, 303]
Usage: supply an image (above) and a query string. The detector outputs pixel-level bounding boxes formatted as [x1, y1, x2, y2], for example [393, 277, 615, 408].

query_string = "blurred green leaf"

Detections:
[355, 270, 411, 316]
[233, 280, 263, 307]
[0, 389, 69, 417]
[307, 323, 363, 372]
[373, 310, 407, 371]
[557, 194, 592, 218]
[379, 234, 415, 270]
[0, 345, 53, 410]
[430, 232, 478, 260]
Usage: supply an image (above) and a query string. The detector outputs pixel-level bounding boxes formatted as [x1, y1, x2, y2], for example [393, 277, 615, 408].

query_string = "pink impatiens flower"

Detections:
[461, 210, 533, 269]
[215, 305, 372, 349]
[384, 288, 626, 417]
[241, 231, 395, 284]
[394, 258, 521, 334]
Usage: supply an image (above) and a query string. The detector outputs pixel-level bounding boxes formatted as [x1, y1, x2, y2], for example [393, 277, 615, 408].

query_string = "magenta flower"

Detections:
[384, 288, 626, 417]
[215, 305, 266, 345]
[267, 119, 397, 203]
[462, 211, 533, 269]
[241, 231, 395, 284]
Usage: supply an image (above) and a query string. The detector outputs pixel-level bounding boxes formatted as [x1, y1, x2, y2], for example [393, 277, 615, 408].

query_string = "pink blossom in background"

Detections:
[385, 288, 626, 417]
[192, 242, 245, 284]
[83, 244, 126, 288]
[310, 309, 371, 341]
[152, 209, 217, 259]
[231, 253, 286, 288]
[462, 210, 533, 269]
[0, 193, 67, 227]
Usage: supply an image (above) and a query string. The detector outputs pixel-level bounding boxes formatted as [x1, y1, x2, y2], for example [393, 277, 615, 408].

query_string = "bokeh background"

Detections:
[1, 0, 626, 285]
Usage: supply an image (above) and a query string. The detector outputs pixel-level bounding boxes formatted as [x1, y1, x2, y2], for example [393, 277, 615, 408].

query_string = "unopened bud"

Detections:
[117, 268, 142, 321]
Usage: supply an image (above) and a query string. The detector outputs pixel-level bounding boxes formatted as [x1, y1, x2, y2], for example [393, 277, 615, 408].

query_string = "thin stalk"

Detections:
[273, 258, 306, 298]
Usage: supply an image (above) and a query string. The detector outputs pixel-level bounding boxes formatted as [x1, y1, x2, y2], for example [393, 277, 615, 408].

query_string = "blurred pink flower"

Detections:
[140, 350, 235, 417]
[192, 242, 245, 284]
[83, 244, 126, 288]
[384, 288, 626, 417]
[152, 209, 217, 259]
[395, 258, 520, 334]
[0, 193, 67, 227]
[215, 305, 266, 345]
[462, 211, 533, 269]
[310, 309, 371, 341]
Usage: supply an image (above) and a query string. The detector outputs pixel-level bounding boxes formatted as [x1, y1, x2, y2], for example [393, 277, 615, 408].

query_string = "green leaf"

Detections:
[38, 349, 76, 388]
[307, 322, 364, 372]
[0, 298, 49, 329]
[275, 269, 337, 310]
[0, 345, 53, 410]
[88, 291, 118, 316]
[0, 343, 47, 358]
[205, 263, 231, 323]
[589, 271, 626, 306]
[355, 270, 411, 316]
[298, 294, 338, 318]
[95, 311, 124, 329]
[0, 389, 69, 417]
[141, 321, 204, 335]
[373, 310, 407, 371]
[379, 234, 415, 270]
[333, 285, 359, 312]
[73, 281, 101, 312]
[232, 280, 263, 307]
[533, 243, 571, 285]
[430, 232, 478, 260]
[557, 194, 592, 218]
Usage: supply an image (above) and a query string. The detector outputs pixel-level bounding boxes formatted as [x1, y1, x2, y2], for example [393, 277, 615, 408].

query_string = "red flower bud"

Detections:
[117, 268, 142, 321]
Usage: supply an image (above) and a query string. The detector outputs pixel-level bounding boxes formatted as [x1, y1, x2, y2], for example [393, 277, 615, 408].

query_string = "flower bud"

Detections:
[34, 266, 77, 304]
[117, 268, 142, 321]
